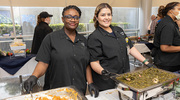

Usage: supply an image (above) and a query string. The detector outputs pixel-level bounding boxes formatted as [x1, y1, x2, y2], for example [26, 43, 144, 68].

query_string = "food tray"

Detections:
[111, 68, 180, 93]
[10, 42, 26, 50]
[5, 86, 87, 100]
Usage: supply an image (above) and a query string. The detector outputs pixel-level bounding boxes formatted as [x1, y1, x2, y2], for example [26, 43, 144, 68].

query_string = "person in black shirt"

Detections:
[153, 2, 180, 72]
[87, 3, 154, 91]
[24, 5, 99, 97]
[31, 11, 53, 54]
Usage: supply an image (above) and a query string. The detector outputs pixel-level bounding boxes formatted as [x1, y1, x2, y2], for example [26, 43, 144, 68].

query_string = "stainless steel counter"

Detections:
[0, 75, 43, 99]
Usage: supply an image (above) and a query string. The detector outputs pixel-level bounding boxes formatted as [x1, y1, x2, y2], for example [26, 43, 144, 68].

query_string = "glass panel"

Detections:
[112, 7, 139, 29]
[0, 6, 13, 51]
[12, 7, 62, 49]
[13, 7, 62, 37]
[0, 6, 139, 51]
[152, 7, 158, 16]
[0, 6, 12, 36]
[79, 7, 139, 36]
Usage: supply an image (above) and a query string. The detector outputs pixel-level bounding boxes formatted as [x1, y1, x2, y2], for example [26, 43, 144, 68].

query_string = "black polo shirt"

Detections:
[153, 15, 180, 68]
[87, 25, 133, 91]
[35, 27, 89, 94]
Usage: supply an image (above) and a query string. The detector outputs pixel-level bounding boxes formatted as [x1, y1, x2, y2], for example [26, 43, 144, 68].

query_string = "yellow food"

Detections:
[35, 96, 68, 100]
[13, 50, 25, 53]
[11, 42, 25, 47]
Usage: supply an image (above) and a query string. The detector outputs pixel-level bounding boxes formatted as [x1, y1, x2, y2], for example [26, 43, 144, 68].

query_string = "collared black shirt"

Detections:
[31, 22, 53, 54]
[154, 15, 180, 68]
[87, 25, 133, 91]
[36, 28, 89, 94]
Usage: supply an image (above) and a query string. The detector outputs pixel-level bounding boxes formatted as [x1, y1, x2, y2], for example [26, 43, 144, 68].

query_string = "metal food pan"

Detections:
[5, 86, 87, 100]
[111, 68, 180, 93]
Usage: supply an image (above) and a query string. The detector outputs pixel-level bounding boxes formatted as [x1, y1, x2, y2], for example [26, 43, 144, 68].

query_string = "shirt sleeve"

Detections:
[87, 35, 103, 62]
[35, 34, 52, 64]
[124, 33, 133, 49]
[160, 24, 174, 45]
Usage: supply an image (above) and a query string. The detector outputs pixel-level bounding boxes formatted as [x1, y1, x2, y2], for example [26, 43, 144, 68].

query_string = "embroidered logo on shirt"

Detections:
[125, 37, 129, 43]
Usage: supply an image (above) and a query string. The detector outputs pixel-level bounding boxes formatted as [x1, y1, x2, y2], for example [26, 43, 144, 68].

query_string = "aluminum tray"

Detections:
[111, 68, 180, 93]
[5, 86, 87, 100]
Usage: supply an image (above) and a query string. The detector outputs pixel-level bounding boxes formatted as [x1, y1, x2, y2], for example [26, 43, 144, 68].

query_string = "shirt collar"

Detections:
[97, 25, 113, 35]
[59, 27, 83, 42]
[166, 15, 174, 23]
[166, 15, 179, 28]
[39, 21, 48, 25]
[97, 25, 121, 37]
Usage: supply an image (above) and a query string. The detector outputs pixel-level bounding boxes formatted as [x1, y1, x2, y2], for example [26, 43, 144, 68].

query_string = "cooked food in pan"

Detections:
[116, 67, 177, 89]
[24, 88, 80, 100]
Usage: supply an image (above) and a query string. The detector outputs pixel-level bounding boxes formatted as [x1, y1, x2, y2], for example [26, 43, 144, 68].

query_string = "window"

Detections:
[152, 7, 158, 16]
[0, 5, 139, 51]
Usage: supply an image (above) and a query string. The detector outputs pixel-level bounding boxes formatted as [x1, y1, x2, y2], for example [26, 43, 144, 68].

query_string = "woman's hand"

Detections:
[88, 83, 99, 98]
[24, 75, 38, 93]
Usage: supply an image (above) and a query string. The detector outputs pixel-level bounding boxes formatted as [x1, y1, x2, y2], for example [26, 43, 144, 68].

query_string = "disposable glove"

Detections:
[101, 69, 116, 80]
[24, 75, 38, 93]
[146, 63, 157, 68]
[88, 83, 99, 98]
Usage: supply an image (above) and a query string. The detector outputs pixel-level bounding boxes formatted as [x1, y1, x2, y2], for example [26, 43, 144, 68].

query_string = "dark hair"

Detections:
[162, 2, 180, 17]
[93, 3, 112, 28]
[157, 5, 165, 18]
[37, 15, 45, 25]
[62, 5, 81, 17]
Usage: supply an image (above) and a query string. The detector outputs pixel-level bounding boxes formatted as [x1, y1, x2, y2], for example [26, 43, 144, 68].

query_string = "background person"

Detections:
[31, 11, 53, 54]
[24, 5, 99, 97]
[150, 15, 158, 34]
[157, 5, 165, 23]
[87, 3, 154, 91]
[153, 2, 180, 72]
[148, 15, 156, 34]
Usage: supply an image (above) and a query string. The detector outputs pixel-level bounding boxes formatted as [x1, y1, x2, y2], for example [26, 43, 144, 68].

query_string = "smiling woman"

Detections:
[87, 3, 154, 91]
[62, 7, 81, 40]
[23, 5, 99, 97]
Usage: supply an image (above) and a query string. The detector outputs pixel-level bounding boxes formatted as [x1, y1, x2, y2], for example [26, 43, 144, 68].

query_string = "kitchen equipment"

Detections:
[5, 86, 87, 100]
[111, 68, 180, 100]
[30, 91, 33, 100]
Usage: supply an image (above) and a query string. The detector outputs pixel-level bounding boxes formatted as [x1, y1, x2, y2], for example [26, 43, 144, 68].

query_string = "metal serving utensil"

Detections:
[30, 91, 33, 100]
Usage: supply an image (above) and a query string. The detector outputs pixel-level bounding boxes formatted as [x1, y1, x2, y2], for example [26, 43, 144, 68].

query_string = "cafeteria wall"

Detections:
[152, 0, 180, 7]
[1, 0, 140, 7]
[152, 0, 180, 17]
[1, 0, 176, 37]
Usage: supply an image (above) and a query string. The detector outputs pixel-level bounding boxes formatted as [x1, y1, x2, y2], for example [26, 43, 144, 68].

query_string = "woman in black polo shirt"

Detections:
[153, 2, 180, 72]
[87, 3, 153, 91]
[24, 5, 99, 97]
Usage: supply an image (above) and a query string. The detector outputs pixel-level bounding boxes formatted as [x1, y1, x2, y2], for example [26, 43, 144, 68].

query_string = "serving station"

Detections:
[111, 68, 180, 100]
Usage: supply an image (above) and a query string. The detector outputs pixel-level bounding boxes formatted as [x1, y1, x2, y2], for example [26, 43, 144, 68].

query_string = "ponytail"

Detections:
[162, 2, 180, 17]
[36, 15, 45, 26]
[158, 5, 165, 18]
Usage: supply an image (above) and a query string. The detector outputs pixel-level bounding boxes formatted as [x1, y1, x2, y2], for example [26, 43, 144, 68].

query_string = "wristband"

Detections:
[142, 59, 148, 64]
